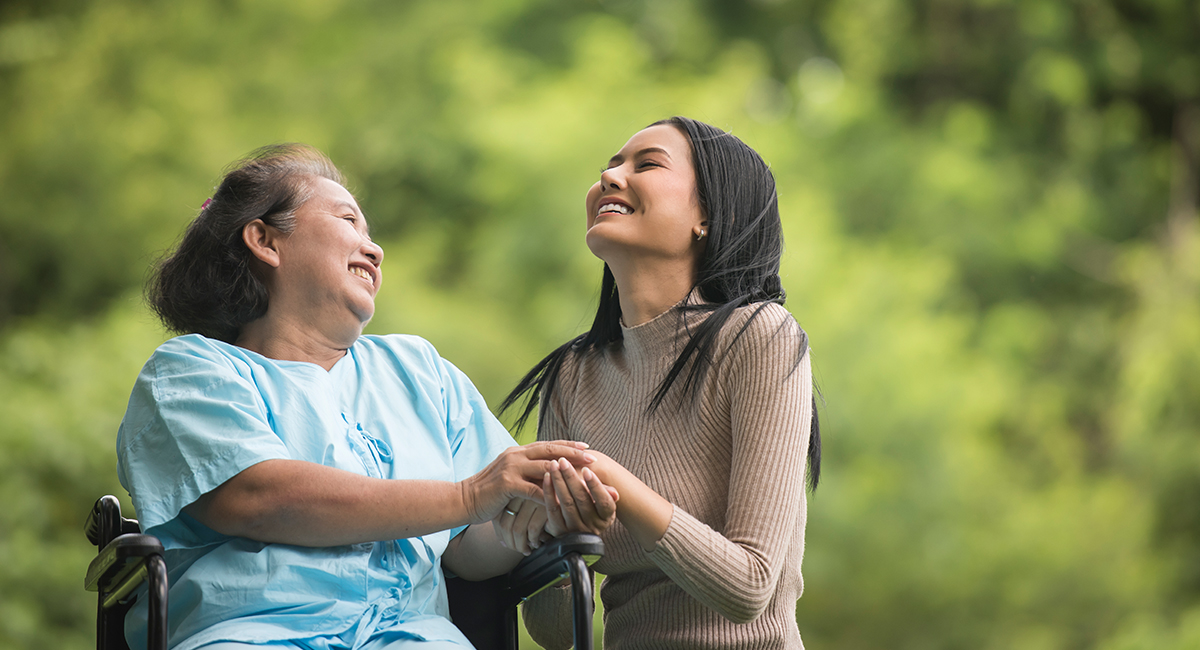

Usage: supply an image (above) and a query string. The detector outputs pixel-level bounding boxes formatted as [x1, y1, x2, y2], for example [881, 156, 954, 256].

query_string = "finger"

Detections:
[503, 497, 523, 518]
[559, 458, 601, 526]
[512, 501, 537, 555]
[543, 471, 567, 537]
[508, 454, 581, 485]
[583, 467, 617, 519]
[526, 506, 548, 551]
[506, 478, 548, 506]
[493, 497, 522, 549]
[544, 472, 566, 537]
[522, 442, 596, 466]
[551, 459, 585, 532]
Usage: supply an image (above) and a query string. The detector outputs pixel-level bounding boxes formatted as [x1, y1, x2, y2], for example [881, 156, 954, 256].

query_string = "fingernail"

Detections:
[583, 467, 594, 480]
[583, 453, 597, 463]
[559, 457, 570, 469]
[575, 441, 590, 449]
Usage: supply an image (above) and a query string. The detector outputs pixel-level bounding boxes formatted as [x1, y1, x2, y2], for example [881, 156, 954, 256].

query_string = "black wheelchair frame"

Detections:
[85, 495, 602, 650]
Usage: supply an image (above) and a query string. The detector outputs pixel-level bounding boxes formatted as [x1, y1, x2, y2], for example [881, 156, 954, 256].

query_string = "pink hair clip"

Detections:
[201, 198, 212, 210]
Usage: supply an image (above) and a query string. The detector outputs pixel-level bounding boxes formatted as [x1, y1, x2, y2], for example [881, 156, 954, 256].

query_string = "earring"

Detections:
[696, 229, 706, 241]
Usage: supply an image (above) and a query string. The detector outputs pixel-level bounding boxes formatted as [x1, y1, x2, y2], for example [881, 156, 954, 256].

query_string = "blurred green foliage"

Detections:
[1, 0, 1198, 648]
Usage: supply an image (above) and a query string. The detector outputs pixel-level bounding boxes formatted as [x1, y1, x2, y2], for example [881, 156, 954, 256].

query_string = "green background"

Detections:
[2, 0, 1198, 648]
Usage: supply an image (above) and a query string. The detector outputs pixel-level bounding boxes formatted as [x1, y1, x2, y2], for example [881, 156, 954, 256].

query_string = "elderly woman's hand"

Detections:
[492, 498, 550, 555]
[459, 441, 596, 525]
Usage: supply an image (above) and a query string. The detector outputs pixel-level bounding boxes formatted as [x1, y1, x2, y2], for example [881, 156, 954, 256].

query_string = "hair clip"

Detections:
[201, 198, 212, 210]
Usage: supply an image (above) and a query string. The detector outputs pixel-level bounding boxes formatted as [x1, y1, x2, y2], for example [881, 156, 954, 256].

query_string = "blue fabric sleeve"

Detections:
[117, 337, 291, 537]
[435, 355, 516, 538]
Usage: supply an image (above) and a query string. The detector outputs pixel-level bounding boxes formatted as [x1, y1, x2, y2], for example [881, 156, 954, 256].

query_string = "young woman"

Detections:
[116, 144, 610, 650]
[500, 117, 820, 649]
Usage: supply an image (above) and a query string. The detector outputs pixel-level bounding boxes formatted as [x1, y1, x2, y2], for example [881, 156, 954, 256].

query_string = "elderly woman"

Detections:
[116, 144, 610, 650]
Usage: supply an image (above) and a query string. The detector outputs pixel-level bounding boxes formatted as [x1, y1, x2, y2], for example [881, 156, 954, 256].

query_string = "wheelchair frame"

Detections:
[85, 495, 602, 650]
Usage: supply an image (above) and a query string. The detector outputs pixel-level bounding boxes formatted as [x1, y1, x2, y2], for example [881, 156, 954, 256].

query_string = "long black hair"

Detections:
[501, 117, 821, 491]
[148, 144, 345, 343]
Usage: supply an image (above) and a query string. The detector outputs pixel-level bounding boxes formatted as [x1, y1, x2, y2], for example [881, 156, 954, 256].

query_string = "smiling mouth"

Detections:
[350, 267, 373, 283]
[597, 202, 633, 216]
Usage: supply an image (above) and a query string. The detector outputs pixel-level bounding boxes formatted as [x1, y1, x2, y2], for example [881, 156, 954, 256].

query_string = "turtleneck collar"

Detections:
[619, 291, 710, 363]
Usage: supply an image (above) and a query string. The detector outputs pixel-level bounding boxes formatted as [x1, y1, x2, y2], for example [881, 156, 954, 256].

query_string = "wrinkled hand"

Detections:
[543, 457, 618, 538]
[460, 442, 594, 525]
[492, 498, 551, 555]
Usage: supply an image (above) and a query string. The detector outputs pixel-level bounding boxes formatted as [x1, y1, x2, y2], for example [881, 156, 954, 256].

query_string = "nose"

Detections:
[599, 165, 625, 190]
[362, 238, 384, 266]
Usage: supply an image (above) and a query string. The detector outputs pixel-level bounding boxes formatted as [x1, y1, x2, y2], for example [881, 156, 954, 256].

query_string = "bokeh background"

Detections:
[2, 0, 1199, 648]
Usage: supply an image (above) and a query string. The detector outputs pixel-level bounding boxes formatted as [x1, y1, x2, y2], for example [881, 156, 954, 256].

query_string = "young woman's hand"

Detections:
[459, 442, 594, 524]
[544, 457, 619, 537]
[553, 449, 674, 552]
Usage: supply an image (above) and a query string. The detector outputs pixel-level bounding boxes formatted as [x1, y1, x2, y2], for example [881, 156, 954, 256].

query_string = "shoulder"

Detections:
[710, 302, 811, 384]
[143, 334, 248, 380]
[119, 336, 261, 444]
[722, 302, 807, 350]
[152, 332, 234, 358]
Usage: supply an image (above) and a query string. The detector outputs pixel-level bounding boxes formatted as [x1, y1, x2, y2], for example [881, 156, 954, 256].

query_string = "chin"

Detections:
[585, 228, 619, 261]
[350, 303, 376, 328]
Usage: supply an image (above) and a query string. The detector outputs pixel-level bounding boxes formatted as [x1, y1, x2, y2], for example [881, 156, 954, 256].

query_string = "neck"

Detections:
[235, 309, 361, 371]
[608, 255, 696, 327]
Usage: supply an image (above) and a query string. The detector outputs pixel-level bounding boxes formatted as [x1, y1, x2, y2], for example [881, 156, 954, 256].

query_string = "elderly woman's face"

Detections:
[273, 177, 384, 330]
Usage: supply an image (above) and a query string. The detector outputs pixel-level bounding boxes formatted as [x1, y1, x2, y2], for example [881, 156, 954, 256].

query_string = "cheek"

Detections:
[658, 182, 704, 231]
[584, 182, 603, 229]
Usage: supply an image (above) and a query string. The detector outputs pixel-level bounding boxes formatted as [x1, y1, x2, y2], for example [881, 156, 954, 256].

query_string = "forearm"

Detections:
[185, 459, 472, 547]
[442, 523, 525, 580]
[653, 512, 790, 623]
[596, 462, 673, 552]
[583, 438, 804, 623]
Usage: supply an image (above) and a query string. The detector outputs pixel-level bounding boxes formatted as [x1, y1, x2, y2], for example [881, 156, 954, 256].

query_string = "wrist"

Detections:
[457, 478, 479, 524]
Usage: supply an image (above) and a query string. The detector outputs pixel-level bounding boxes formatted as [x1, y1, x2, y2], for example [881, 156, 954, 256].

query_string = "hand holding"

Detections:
[460, 442, 595, 524]
[543, 457, 618, 537]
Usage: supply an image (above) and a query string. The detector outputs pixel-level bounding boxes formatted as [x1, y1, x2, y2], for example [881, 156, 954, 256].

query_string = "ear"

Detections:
[242, 220, 283, 268]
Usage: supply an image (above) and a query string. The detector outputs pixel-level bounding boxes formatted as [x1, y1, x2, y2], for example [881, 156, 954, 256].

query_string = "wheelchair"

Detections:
[85, 495, 602, 650]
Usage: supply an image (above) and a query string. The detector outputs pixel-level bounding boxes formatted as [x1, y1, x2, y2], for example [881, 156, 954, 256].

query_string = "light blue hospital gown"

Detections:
[116, 334, 516, 650]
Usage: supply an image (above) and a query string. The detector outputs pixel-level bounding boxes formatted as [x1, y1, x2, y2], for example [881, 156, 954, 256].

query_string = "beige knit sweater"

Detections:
[522, 301, 814, 650]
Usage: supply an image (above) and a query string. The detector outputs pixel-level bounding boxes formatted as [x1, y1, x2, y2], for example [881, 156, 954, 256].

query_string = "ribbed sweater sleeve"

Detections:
[648, 313, 812, 623]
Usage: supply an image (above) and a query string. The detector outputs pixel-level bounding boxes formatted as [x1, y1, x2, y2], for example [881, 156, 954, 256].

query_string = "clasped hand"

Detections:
[492, 454, 619, 555]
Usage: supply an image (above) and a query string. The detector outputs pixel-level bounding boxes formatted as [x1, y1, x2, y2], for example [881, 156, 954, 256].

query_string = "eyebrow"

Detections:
[608, 146, 672, 166]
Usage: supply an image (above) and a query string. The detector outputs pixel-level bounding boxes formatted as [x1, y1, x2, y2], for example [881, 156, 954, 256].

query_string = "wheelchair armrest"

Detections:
[85, 533, 165, 606]
[507, 532, 603, 601]
[86, 495, 141, 547]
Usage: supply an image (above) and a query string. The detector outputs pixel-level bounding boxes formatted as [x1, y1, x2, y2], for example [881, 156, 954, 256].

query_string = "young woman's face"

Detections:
[273, 177, 384, 329]
[584, 124, 706, 267]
